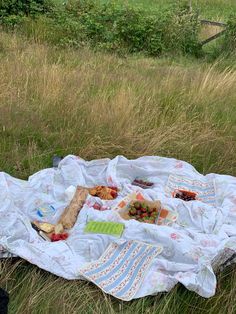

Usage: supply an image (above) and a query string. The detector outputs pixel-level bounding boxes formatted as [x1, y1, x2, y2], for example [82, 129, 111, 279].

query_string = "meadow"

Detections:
[102, 0, 236, 20]
[0, 0, 236, 313]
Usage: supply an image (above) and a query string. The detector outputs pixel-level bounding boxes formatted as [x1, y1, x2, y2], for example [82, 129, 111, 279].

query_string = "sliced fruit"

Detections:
[160, 209, 169, 219]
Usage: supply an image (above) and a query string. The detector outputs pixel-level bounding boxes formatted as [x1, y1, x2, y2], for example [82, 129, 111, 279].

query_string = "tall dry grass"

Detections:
[0, 31, 236, 178]
[1, 258, 236, 314]
[0, 30, 236, 313]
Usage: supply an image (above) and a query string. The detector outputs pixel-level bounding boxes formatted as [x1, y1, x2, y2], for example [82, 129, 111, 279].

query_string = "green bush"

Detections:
[18, 13, 87, 47]
[0, 0, 53, 19]
[64, 0, 201, 55]
[0, 0, 54, 27]
[224, 15, 236, 51]
[1, 0, 201, 56]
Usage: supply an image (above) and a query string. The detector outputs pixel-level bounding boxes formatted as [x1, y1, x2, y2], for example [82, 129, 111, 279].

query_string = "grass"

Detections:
[56, 0, 236, 20]
[101, 0, 236, 20]
[0, 29, 236, 313]
[1, 259, 236, 314]
[0, 31, 236, 178]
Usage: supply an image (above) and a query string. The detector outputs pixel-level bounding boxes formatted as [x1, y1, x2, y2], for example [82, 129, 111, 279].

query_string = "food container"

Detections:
[172, 189, 197, 201]
[132, 178, 154, 189]
[113, 193, 178, 226]
[36, 204, 56, 219]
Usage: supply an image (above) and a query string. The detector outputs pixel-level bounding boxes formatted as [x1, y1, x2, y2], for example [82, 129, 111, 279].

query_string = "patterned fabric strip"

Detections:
[79, 240, 162, 301]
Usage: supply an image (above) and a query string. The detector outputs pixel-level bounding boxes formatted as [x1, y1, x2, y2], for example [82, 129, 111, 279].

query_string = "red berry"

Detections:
[151, 212, 158, 218]
[51, 233, 68, 242]
[133, 202, 141, 209]
[93, 203, 101, 210]
[61, 233, 69, 240]
[110, 190, 117, 198]
[140, 213, 148, 218]
[51, 233, 60, 242]
[108, 186, 118, 191]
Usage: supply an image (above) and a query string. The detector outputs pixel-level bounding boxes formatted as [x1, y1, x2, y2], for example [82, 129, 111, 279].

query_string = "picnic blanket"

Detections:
[0, 155, 236, 300]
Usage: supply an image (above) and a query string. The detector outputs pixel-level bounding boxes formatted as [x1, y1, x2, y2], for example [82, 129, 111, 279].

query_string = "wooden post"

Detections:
[189, 0, 192, 12]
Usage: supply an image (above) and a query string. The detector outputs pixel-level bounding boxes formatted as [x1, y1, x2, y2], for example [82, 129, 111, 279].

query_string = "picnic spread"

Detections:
[0, 155, 236, 301]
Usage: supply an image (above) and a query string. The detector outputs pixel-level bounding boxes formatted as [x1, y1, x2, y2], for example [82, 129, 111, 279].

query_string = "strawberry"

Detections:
[51, 233, 69, 242]
[151, 212, 158, 218]
[140, 213, 148, 218]
[110, 190, 118, 198]
[129, 208, 137, 216]
[133, 202, 141, 209]
[61, 233, 69, 240]
[140, 207, 146, 213]
[108, 186, 118, 191]
[145, 219, 155, 224]
[51, 234, 60, 242]
[93, 203, 101, 210]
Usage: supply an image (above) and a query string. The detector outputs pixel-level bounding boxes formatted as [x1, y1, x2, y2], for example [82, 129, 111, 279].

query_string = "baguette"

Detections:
[58, 187, 88, 229]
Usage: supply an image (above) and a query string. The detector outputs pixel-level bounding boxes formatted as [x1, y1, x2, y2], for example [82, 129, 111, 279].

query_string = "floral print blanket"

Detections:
[0, 155, 236, 300]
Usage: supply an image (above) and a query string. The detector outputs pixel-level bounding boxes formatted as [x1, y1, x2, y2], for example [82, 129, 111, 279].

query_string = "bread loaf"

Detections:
[58, 187, 88, 229]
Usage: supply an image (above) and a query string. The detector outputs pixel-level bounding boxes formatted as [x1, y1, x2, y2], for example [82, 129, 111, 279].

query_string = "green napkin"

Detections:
[84, 221, 124, 237]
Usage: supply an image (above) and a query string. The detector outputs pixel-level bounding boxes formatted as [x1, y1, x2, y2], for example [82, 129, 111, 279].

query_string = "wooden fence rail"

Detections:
[200, 19, 227, 46]
[200, 19, 227, 27]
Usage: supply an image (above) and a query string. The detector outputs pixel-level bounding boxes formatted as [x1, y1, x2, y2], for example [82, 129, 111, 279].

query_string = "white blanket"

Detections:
[0, 155, 236, 299]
